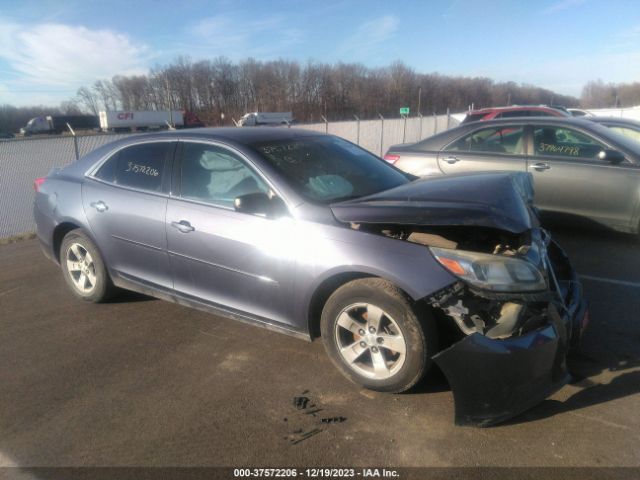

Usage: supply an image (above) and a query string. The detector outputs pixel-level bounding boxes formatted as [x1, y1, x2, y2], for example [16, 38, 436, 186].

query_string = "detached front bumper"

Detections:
[432, 241, 587, 427]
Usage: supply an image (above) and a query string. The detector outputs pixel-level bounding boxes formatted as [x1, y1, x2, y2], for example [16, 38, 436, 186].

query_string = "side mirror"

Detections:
[234, 192, 288, 218]
[598, 149, 625, 164]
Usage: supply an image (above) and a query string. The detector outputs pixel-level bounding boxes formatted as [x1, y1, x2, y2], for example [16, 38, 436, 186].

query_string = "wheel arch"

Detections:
[306, 269, 437, 341]
[307, 272, 372, 340]
[53, 222, 105, 268]
[52, 222, 83, 263]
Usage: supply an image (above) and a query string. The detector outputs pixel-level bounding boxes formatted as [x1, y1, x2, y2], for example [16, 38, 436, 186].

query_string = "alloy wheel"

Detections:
[334, 302, 407, 380]
[66, 242, 97, 294]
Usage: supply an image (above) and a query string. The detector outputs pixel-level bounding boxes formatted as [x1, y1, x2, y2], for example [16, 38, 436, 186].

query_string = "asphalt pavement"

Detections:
[0, 228, 639, 471]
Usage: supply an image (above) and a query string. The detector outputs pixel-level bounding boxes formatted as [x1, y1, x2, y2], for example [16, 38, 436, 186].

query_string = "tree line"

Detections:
[5, 56, 637, 134]
[580, 79, 640, 109]
[69, 57, 580, 125]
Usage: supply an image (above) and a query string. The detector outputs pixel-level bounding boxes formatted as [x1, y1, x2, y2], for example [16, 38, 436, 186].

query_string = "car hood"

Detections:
[331, 172, 536, 233]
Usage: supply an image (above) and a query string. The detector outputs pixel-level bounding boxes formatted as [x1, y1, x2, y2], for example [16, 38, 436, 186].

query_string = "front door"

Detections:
[166, 141, 296, 326]
[527, 125, 640, 230]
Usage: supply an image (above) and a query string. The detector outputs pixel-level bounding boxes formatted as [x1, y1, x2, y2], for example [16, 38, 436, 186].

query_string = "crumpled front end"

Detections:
[332, 170, 587, 426]
[429, 232, 587, 426]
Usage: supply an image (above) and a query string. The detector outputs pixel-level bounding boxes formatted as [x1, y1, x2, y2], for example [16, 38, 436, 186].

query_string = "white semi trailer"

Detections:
[238, 112, 293, 126]
[99, 111, 204, 132]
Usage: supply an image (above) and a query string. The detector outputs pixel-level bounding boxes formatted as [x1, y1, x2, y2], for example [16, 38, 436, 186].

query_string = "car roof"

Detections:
[463, 117, 596, 127]
[467, 105, 565, 114]
[407, 116, 609, 150]
[63, 127, 328, 180]
[588, 116, 640, 127]
[393, 116, 640, 162]
[143, 126, 323, 144]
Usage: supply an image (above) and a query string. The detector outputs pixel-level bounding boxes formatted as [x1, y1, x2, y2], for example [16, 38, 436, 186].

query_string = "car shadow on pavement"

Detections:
[410, 366, 451, 394]
[105, 290, 156, 304]
[502, 352, 640, 426]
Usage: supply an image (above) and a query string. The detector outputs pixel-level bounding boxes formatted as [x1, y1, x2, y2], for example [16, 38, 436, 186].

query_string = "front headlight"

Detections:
[429, 247, 547, 292]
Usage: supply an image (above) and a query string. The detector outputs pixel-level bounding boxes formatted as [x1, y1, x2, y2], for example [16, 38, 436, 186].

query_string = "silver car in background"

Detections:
[385, 117, 640, 235]
[588, 116, 640, 144]
[34, 128, 586, 426]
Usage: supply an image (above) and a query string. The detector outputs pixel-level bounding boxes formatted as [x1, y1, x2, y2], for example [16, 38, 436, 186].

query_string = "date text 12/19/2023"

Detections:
[233, 468, 400, 478]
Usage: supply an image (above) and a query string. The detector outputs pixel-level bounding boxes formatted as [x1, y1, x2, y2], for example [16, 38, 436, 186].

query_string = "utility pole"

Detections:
[165, 77, 173, 127]
[417, 86, 422, 116]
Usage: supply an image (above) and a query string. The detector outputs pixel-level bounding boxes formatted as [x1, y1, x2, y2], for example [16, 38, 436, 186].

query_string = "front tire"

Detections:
[60, 229, 115, 303]
[320, 278, 438, 393]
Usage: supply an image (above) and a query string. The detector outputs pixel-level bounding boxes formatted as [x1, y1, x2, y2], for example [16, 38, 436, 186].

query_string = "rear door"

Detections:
[437, 124, 527, 174]
[527, 125, 640, 230]
[83, 140, 176, 290]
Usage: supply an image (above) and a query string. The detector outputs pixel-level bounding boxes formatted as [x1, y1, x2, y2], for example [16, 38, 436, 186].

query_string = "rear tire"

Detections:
[60, 229, 115, 303]
[320, 278, 438, 393]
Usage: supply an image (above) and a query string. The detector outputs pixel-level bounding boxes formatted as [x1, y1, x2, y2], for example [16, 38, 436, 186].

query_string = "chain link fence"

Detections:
[0, 114, 455, 238]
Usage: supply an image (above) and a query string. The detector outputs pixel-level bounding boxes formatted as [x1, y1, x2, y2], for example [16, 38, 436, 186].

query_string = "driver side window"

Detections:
[533, 127, 606, 159]
[180, 143, 268, 208]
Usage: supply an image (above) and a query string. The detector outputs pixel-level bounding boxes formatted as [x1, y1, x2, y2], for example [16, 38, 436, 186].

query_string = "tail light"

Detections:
[384, 153, 400, 164]
[33, 177, 46, 192]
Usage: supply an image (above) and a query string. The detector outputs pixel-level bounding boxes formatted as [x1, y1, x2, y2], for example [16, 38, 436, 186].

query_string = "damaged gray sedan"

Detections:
[34, 128, 587, 426]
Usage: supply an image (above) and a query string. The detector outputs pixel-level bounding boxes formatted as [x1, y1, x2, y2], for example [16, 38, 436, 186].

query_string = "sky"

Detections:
[1, 0, 640, 107]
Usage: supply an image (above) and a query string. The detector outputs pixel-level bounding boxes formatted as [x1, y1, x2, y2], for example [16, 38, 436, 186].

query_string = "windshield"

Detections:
[251, 136, 410, 203]
[461, 113, 486, 124]
[590, 122, 640, 158]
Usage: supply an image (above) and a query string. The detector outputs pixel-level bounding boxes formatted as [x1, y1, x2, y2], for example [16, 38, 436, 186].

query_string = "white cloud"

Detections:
[337, 15, 399, 58]
[0, 18, 149, 105]
[182, 14, 302, 59]
[540, 0, 586, 15]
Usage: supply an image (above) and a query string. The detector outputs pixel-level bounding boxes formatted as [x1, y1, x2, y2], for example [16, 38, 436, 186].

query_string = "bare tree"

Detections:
[76, 87, 99, 115]
[60, 100, 83, 115]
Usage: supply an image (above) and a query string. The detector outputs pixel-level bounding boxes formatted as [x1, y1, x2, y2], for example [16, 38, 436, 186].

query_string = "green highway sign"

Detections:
[400, 107, 410, 115]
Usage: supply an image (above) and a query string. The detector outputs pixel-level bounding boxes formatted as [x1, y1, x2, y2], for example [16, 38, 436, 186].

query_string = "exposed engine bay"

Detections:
[352, 223, 571, 342]
[357, 223, 527, 254]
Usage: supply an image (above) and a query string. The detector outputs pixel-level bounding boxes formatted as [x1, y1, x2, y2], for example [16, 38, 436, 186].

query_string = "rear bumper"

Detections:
[433, 241, 587, 427]
[33, 201, 57, 264]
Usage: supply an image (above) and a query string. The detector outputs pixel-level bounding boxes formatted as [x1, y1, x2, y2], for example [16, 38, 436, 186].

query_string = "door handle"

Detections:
[533, 162, 551, 171]
[171, 220, 195, 233]
[90, 201, 108, 212]
[445, 156, 460, 164]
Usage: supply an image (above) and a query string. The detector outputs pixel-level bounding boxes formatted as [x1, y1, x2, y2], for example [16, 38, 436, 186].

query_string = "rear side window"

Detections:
[445, 126, 525, 155]
[461, 113, 487, 124]
[94, 142, 173, 192]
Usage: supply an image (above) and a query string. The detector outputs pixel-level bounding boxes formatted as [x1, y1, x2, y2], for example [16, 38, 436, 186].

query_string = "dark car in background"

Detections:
[34, 128, 586, 426]
[385, 117, 640, 235]
[568, 108, 593, 117]
[461, 105, 570, 124]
